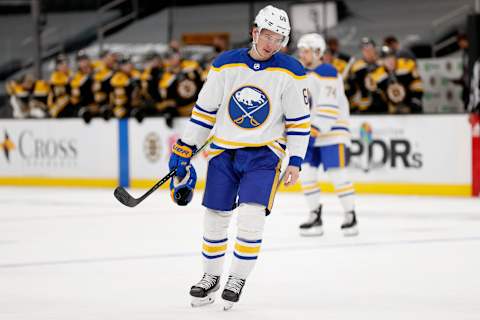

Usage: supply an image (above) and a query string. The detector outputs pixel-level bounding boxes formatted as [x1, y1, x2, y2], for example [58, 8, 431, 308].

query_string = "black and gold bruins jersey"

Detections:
[9, 82, 32, 118]
[93, 67, 114, 107]
[332, 57, 349, 75]
[31, 80, 49, 109]
[48, 70, 74, 118]
[368, 58, 423, 114]
[346, 59, 385, 113]
[10, 80, 49, 118]
[159, 60, 203, 117]
[110, 69, 141, 118]
[70, 71, 94, 107]
[10, 82, 30, 105]
[141, 66, 163, 104]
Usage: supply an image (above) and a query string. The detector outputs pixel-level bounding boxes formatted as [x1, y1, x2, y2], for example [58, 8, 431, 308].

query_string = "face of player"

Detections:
[252, 28, 284, 60]
[298, 47, 314, 68]
[120, 63, 133, 74]
[383, 56, 396, 72]
[104, 53, 117, 69]
[323, 51, 333, 64]
[78, 59, 91, 73]
[57, 62, 69, 74]
[168, 53, 181, 68]
[362, 45, 377, 63]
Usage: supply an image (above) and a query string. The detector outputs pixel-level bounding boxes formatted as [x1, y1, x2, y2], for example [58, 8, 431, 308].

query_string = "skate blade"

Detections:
[223, 300, 235, 311]
[342, 226, 359, 237]
[191, 294, 216, 308]
[299, 227, 324, 237]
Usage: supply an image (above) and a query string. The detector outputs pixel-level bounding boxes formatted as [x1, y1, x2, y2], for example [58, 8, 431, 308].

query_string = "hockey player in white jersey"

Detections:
[297, 33, 359, 237]
[168, 5, 310, 310]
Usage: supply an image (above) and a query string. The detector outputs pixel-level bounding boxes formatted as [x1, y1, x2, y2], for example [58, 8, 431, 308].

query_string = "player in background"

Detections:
[92, 51, 117, 120]
[168, 5, 310, 310]
[368, 46, 423, 114]
[158, 49, 203, 127]
[108, 55, 141, 119]
[8, 74, 49, 118]
[297, 33, 358, 237]
[71, 52, 96, 123]
[346, 38, 385, 113]
[48, 54, 73, 118]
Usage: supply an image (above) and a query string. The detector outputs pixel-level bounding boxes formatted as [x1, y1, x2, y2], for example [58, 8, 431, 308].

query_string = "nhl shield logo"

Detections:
[228, 86, 270, 129]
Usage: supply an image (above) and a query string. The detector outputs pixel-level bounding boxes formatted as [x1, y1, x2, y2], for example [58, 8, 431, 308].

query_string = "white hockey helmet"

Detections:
[297, 33, 327, 57]
[254, 5, 291, 47]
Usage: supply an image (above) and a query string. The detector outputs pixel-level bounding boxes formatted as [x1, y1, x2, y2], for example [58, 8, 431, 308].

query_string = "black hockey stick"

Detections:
[114, 138, 212, 207]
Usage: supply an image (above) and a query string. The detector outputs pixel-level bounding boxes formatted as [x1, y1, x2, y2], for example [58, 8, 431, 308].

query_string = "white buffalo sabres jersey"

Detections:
[181, 48, 311, 163]
[306, 63, 351, 147]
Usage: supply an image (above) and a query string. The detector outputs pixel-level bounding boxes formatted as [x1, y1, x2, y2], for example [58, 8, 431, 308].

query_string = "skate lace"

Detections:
[224, 276, 245, 294]
[196, 273, 218, 290]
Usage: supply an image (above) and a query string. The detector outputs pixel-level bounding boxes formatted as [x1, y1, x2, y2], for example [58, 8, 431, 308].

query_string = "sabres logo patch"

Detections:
[228, 86, 270, 129]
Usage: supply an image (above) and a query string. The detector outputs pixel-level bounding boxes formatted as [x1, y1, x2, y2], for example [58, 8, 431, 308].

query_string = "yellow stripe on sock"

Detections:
[234, 243, 261, 254]
[202, 243, 227, 253]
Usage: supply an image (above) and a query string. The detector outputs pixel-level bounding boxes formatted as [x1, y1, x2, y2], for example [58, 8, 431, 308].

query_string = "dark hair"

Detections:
[327, 37, 338, 46]
[457, 33, 468, 42]
[383, 35, 398, 45]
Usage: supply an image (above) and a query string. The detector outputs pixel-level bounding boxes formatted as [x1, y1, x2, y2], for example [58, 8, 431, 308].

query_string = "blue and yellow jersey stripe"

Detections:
[285, 114, 311, 136]
[190, 104, 217, 130]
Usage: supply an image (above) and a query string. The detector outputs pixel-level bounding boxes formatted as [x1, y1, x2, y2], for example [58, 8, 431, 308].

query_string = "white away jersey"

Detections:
[306, 63, 351, 147]
[181, 48, 311, 163]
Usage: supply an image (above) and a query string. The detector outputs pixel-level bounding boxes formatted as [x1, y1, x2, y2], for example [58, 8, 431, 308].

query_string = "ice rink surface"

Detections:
[1, 187, 479, 320]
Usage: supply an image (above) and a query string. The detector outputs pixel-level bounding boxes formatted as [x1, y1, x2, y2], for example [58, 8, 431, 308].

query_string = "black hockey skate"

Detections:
[299, 205, 323, 236]
[221, 275, 246, 311]
[341, 211, 359, 237]
[189, 273, 220, 307]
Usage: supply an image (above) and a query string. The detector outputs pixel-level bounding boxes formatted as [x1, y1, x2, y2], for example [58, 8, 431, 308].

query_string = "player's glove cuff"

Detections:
[172, 140, 196, 158]
[288, 156, 303, 168]
[169, 140, 197, 178]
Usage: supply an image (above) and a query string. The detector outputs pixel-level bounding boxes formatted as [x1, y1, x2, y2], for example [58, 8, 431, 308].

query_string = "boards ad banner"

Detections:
[0, 119, 118, 187]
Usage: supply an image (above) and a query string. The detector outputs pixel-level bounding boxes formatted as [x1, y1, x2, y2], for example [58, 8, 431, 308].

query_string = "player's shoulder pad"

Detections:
[271, 52, 306, 77]
[351, 59, 367, 73]
[111, 72, 129, 86]
[396, 58, 416, 73]
[94, 68, 112, 81]
[313, 63, 338, 78]
[333, 58, 347, 70]
[12, 83, 27, 96]
[181, 59, 200, 71]
[50, 71, 69, 85]
[370, 66, 388, 83]
[34, 80, 50, 94]
[211, 49, 245, 68]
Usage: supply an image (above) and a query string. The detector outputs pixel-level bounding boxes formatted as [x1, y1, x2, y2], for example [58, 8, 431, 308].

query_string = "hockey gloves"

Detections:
[169, 139, 197, 178]
[170, 165, 197, 206]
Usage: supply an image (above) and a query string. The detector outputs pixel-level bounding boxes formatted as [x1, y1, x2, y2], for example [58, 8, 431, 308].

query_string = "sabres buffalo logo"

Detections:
[228, 86, 270, 129]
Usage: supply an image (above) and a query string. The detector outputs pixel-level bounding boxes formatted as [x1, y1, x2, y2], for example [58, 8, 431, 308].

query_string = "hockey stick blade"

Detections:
[114, 186, 139, 207]
[113, 169, 176, 207]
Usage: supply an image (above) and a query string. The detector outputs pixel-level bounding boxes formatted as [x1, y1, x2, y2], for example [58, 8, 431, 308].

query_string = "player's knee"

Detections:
[237, 203, 266, 240]
[204, 209, 232, 239]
